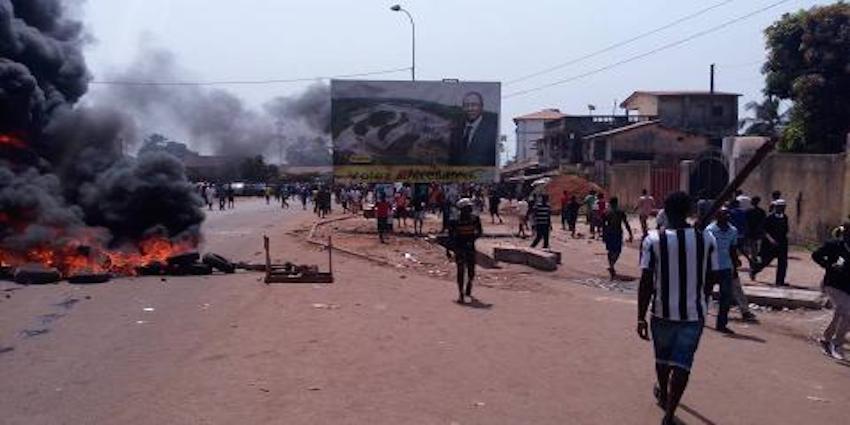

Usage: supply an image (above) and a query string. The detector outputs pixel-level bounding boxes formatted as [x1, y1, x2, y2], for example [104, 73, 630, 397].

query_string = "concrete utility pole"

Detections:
[710, 63, 716, 93]
[390, 4, 415, 81]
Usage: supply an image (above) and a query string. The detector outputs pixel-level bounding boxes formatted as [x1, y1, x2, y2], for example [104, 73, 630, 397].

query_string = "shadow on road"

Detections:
[458, 297, 493, 310]
[679, 403, 718, 425]
[722, 332, 767, 344]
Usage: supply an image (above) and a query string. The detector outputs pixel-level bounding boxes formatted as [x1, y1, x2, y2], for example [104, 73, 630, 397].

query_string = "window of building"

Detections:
[711, 105, 724, 117]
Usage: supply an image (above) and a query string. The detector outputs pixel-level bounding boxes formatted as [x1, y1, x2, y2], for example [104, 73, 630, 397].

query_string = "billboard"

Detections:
[331, 80, 500, 183]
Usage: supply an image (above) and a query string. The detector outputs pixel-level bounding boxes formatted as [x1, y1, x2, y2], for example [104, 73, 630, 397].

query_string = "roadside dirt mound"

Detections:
[544, 175, 605, 213]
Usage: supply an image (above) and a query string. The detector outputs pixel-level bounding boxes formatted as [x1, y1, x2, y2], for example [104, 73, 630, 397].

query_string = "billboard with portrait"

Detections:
[331, 80, 500, 183]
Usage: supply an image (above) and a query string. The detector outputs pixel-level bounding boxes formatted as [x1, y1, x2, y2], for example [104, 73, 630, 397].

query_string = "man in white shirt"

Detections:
[516, 198, 529, 238]
[638, 192, 718, 425]
[636, 189, 656, 237]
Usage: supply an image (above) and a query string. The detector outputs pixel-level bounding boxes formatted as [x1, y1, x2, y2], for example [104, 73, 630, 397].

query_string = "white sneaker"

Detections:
[829, 344, 845, 361]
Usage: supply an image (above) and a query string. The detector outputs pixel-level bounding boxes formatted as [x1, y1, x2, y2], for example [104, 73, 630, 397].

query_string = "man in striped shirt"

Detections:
[530, 194, 553, 249]
[637, 192, 719, 425]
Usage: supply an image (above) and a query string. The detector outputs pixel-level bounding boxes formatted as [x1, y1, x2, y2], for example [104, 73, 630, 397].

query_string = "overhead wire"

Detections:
[503, 0, 795, 99]
[505, 0, 737, 86]
[90, 66, 412, 87]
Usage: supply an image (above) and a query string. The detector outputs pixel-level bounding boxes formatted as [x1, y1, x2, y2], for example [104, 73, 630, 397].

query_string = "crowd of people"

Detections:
[193, 179, 847, 424]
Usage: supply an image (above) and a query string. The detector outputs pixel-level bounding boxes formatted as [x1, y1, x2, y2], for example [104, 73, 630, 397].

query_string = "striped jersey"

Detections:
[640, 228, 719, 322]
[533, 202, 551, 227]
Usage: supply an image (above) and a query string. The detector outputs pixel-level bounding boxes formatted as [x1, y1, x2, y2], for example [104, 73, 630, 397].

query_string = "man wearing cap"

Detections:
[751, 199, 789, 286]
[449, 198, 483, 304]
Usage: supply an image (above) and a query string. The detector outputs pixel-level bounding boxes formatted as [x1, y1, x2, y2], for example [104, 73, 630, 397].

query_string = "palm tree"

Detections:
[739, 96, 787, 137]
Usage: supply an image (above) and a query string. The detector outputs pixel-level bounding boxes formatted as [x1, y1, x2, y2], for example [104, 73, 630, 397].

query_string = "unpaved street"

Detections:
[1, 199, 848, 425]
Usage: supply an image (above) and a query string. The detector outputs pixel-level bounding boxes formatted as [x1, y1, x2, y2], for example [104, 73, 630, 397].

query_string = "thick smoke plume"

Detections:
[0, 0, 204, 275]
[94, 45, 332, 165]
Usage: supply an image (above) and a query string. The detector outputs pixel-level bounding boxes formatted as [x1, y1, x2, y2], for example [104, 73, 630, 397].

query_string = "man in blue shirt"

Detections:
[706, 208, 741, 334]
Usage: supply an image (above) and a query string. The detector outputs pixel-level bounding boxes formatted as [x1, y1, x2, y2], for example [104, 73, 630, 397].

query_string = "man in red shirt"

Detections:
[375, 195, 392, 244]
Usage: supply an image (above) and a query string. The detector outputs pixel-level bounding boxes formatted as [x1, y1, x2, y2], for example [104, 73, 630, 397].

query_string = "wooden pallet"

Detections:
[263, 235, 334, 284]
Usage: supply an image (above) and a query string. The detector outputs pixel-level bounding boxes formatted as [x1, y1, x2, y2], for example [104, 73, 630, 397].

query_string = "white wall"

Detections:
[515, 119, 546, 161]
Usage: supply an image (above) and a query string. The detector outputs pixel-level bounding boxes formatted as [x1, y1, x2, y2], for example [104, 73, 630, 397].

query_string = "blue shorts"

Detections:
[603, 233, 623, 254]
[651, 317, 704, 371]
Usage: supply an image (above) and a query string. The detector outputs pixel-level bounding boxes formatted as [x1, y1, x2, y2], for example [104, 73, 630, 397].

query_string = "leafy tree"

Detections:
[739, 96, 786, 137]
[763, 3, 850, 153]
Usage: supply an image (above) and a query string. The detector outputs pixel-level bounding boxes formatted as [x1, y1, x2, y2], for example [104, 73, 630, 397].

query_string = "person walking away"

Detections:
[375, 195, 392, 244]
[281, 187, 290, 209]
[564, 195, 581, 238]
[516, 197, 529, 238]
[448, 198, 483, 304]
[750, 199, 789, 286]
[394, 191, 408, 228]
[745, 196, 767, 265]
[656, 208, 668, 231]
[728, 199, 748, 249]
[227, 185, 235, 209]
[530, 195, 553, 249]
[602, 197, 634, 280]
[489, 191, 503, 224]
[637, 189, 655, 237]
[695, 191, 712, 221]
[412, 194, 426, 236]
[584, 190, 598, 238]
[265, 185, 272, 205]
[637, 191, 719, 425]
[218, 185, 227, 211]
[207, 185, 216, 211]
[768, 190, 782, 214]
[706, 208, 740, 334]
[560, 190, 571, 231]
[812, 223, 850, 360]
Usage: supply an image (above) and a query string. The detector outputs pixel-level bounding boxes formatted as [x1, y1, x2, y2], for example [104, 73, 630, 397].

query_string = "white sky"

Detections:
[80, 0, 827, 158]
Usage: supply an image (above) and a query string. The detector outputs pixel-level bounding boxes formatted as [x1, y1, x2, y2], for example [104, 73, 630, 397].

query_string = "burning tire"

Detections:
[136, 262, 166, 276]
[168, 263, 213, 276]
[202, 253, 235, 274]
[13, 264, 61, 285]
[167, 252, 201, 267]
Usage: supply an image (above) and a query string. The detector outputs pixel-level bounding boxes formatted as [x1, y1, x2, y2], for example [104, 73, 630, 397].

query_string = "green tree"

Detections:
[739, 96, 786, 137]
[763, 3, 850, 153]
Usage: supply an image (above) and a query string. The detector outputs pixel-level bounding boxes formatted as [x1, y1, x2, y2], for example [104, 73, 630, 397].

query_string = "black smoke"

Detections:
[0, 0, 204, 268]
[94, 45, 332, 165]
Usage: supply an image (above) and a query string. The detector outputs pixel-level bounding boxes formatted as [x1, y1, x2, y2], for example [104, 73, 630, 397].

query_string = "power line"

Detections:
[504, 0, 795, 99]
[505, 0, 737, 86]
[90, 66, 412, 87]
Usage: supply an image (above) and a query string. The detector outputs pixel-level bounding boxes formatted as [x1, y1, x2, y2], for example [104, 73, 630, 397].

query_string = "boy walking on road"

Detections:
[706, 208, 740, 334]
[449, 198, 483, 304]
[638, 192, 718, 425]
[530, 195, 553, 249]
[636, 189, 655, 237]
[602, 197, 633, 280]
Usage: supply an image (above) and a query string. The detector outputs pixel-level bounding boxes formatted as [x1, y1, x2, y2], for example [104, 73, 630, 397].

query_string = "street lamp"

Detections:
[390, 4, 415, 81]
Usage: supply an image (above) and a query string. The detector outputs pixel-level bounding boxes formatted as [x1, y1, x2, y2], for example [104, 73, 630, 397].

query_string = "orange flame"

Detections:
[1, 233, 198, 278]
[0, 133, 27, 149]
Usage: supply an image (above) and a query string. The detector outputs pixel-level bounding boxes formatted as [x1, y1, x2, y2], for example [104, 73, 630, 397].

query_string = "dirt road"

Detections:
[1, 199, 847, 424]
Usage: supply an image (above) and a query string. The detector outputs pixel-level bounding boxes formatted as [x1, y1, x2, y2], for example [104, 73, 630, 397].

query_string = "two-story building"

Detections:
[537, 114, 654, 169]
[620, 91, 740, 143]
[512, 109, 566, 162]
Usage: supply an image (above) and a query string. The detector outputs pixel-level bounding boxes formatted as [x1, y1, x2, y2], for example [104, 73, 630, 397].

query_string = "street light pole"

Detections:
[390, 4, 415, 81]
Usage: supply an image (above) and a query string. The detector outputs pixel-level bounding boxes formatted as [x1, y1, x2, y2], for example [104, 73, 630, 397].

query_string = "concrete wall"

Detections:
[602, 124, 711, 165]
[606, 161, 652, 210]
[736, 152, 849, 244]
[658, 95, 738, 139]
[515, 120, 545, 161]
